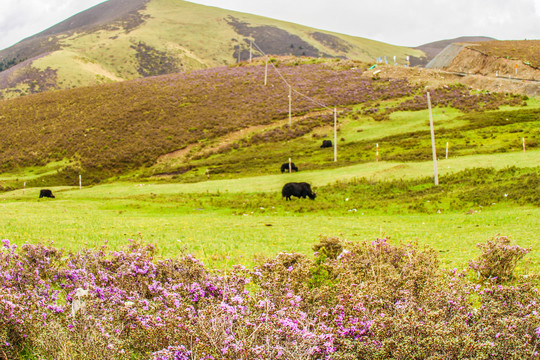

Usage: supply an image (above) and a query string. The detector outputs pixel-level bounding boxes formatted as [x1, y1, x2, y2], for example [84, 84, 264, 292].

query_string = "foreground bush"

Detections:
[469, 235, 531, 282]
[0, 237, 538, 359]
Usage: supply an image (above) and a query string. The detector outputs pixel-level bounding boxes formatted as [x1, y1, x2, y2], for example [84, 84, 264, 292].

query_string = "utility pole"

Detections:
[264, 57, 268, 86]
[427, 92, 439, 185]
[288, 85, 292, 127]
[334, 108, 337, 162]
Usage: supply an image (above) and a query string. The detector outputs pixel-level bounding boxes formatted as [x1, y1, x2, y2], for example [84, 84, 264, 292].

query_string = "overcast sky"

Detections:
[1, 0, 539, 51]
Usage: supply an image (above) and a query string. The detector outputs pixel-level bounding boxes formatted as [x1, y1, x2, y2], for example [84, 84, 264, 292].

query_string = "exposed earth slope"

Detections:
[413, 36, 494, 65]
[425, 40, 540, 96]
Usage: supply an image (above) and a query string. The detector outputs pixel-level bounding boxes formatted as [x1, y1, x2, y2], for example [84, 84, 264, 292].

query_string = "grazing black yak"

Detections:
[321, 140, 332, 148]
[282, 182, 316, 201]
[280, 162, 299, 173]
[39, 189, 55, 198]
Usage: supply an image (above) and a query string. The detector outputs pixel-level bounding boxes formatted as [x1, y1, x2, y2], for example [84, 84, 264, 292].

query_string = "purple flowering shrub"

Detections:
[469, 235, 532, 282]
[1, 237, 538, 359]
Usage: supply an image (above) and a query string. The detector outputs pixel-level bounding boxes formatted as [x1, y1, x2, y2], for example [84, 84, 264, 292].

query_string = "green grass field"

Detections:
[1, 150, 538, 271]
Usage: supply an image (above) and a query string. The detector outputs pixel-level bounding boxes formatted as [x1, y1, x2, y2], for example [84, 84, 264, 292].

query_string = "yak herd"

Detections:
[37, 140, 331, 201]
[278, 139, 330, 200]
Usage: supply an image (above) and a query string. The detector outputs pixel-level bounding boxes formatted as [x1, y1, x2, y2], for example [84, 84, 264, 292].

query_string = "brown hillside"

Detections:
[1, 58, 527, 186]
[413, 36, 494, 66]
[423, 40, 540, 95]
[445, 47, 540, 81]
[466, 40, 540, 69]
[0, 60, 400, 178]
[363, 60, 538, 96]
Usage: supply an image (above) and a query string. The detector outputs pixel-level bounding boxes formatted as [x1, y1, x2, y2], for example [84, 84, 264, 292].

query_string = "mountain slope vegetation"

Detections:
[0, 58, 534, 190]
[0, 0, 424, 99]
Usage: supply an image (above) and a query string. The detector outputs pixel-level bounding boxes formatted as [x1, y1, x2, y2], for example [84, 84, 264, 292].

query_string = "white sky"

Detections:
[1, 0, 539, 51]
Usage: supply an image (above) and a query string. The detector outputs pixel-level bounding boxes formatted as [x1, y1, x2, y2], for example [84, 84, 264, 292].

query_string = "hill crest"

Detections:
[0, 0, 424, 99]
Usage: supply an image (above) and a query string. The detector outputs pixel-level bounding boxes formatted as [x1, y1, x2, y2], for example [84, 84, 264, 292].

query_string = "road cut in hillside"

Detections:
[365, 63, 539, 96]
[423, 43, 540, 96]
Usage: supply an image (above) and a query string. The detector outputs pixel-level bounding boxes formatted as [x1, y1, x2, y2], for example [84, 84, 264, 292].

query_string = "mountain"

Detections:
[0, 0, 425, 99]
[412, 36, 494, 66]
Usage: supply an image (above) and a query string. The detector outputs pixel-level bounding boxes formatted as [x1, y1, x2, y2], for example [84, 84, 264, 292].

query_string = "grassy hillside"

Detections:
[0, 58, 534, 191]
[0, 0, 424, 99]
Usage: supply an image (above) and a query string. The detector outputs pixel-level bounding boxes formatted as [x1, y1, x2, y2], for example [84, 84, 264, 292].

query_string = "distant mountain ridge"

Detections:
[0, 0, 150, 68]
[0, 0, 425, 99]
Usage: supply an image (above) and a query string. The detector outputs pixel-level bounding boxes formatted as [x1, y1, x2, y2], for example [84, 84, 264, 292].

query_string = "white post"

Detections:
[288, 158, 292, 173]
[523, 137, 526, 152]
[376, 143, 379, 162]
[79, 174, 82, 190]
[264, 57, 268, 86]
[446, 142, 449, 159]
[23, 182, 26, 194]
[334, 107, 337, 162]
[427, 92, 439, 185]
[288, 86, 292, 128]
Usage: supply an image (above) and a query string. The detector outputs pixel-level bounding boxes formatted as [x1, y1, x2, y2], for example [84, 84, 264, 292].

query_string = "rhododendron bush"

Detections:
[0, 237, 538, 359]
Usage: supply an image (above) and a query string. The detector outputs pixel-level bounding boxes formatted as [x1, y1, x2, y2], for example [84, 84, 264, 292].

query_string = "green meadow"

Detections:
[1, 149, 538, 271]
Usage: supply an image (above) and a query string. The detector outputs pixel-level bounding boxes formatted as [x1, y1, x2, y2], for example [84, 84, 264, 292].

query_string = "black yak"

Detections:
[39, 189, 55, 198]
[282, 182, 316, 201]
[321, 140, 332, 148]
[280, 162, 299, 173]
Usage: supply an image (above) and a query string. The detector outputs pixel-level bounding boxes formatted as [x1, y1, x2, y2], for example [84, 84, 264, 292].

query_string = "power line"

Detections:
[251, 41, 333, 111]
[250, 41, 339, 162]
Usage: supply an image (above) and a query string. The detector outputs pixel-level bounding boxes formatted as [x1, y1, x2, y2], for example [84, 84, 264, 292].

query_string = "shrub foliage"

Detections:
[469, 235, 532, 282]
[0, 237, 538, 359]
